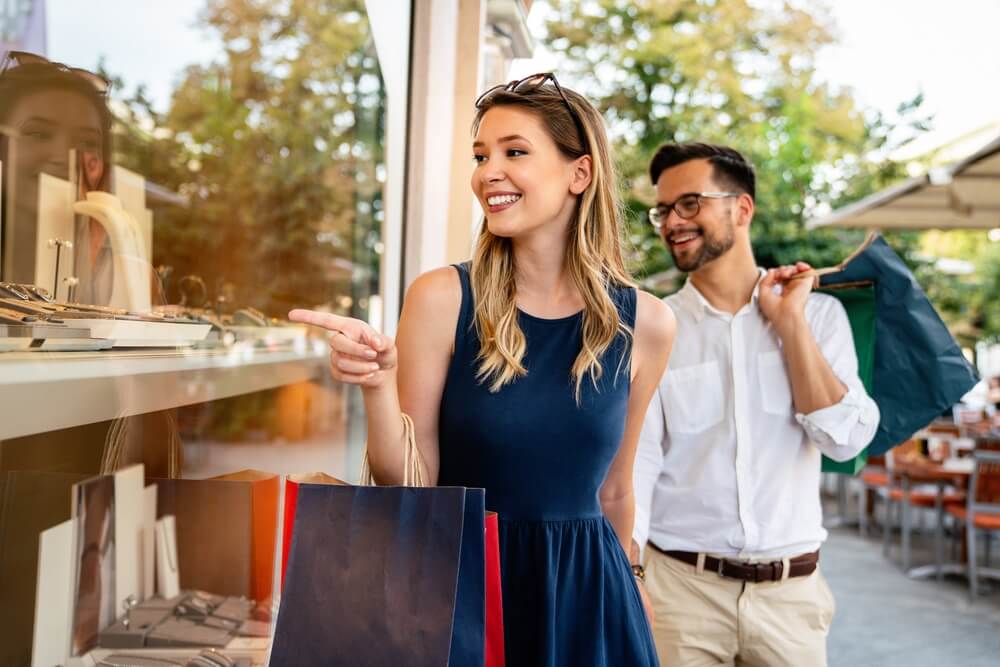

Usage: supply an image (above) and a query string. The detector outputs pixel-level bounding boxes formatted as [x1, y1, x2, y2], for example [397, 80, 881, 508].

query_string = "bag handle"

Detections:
[359, 413, 426, 487]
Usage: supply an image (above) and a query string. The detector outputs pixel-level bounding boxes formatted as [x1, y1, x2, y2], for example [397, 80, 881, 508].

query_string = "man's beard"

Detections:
[669, 218, 735, 273]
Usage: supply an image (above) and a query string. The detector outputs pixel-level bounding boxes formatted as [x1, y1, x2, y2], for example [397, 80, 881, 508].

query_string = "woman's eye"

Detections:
[24, 130, 51, 141]
[473, 154, 486, 164]
[507, 149, 526, 157]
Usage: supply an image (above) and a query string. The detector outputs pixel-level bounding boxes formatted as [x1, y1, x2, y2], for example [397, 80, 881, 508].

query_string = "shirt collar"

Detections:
[678, 268, 768, 323]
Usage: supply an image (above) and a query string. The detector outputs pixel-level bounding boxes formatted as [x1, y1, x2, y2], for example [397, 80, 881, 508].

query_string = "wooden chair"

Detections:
[857, 455, 887, 536]
[946, 448, 1000, 598]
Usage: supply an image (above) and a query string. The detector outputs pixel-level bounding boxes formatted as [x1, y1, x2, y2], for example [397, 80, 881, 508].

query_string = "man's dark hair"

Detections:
[648, 142, 756, 200]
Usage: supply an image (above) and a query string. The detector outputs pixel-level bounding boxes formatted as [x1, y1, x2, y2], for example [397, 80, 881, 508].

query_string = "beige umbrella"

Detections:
[807, 135, 1000, 230]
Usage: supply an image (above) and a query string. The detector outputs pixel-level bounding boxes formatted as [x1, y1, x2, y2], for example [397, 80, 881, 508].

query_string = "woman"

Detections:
[0, 51, 112, 298]
[291, 73, 675, 665]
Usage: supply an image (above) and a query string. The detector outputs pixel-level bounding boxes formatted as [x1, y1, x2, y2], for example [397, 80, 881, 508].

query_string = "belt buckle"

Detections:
[753, 561, 782, 583]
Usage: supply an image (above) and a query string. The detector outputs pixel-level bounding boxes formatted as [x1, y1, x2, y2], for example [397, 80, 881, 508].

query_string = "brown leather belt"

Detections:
[649, 542, 819, 583]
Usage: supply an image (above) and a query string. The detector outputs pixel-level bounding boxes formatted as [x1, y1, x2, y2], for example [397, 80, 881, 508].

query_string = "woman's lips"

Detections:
[486, 193, 521, 213]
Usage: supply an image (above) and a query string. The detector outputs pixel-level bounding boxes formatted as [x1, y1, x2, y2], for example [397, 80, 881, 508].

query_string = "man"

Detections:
[631, 143, 879, 666]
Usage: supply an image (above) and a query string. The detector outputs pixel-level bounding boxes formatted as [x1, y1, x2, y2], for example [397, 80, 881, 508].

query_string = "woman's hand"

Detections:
[288, 309, 397, 389]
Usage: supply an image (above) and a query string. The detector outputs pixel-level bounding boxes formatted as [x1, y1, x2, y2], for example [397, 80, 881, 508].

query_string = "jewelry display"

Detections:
[0, 280, 213, 348]
[0, 286, 107, 351]
[73, 191, 152, 313]
[122, 595, 139, 629]
[178, 275, 208, 309]
[99, 591, 257, 650]
[65, 275, 80, 303]
[47, 237, 72, 296]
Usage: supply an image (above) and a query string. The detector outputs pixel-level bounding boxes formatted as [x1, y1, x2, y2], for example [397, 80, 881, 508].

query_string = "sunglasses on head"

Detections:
[475, 72, 588, 151]
[1, 50, 111, 96]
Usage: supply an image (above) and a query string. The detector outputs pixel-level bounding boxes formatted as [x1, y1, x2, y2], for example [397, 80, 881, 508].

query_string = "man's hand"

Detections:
[637, 580, 655, 626]
[758, 262, 814, 339]
[630, 540, 655, 625]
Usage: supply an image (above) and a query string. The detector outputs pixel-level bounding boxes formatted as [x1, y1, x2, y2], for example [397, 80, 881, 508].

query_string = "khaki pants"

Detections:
[644, 547, 835, 667]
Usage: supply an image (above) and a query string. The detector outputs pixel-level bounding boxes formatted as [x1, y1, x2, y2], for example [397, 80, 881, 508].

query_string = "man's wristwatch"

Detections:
[631, 563, 646, 583]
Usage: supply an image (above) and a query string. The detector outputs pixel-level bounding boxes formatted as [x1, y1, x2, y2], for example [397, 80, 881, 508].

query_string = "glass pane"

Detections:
[0, 1, 401, 661]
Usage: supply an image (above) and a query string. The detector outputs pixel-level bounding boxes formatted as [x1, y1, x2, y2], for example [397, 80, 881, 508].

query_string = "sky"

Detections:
[42, 0, 1000, 160]
[510, 0, 1000, 160]
[811, 0, 1000, 157]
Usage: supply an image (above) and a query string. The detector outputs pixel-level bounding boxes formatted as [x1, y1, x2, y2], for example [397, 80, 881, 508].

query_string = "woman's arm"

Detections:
[390, 267, 462, 484]
[290, 266, 460, 485]
[600, 290, 675, 549]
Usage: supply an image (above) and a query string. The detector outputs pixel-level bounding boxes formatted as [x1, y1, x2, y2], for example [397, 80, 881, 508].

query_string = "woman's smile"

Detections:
[486, 191, 522, 213]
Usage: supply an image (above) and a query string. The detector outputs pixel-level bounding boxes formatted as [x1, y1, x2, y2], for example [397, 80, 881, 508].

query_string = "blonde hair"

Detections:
[470, 82, 634, 401]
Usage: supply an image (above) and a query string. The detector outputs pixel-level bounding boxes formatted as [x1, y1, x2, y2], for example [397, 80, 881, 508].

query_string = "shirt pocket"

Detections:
[664, 361, 724, 435]
[758, 350, 794, 416]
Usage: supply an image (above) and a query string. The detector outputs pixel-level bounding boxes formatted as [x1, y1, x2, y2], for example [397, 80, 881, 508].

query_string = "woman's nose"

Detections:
[481, 164, 505, 184]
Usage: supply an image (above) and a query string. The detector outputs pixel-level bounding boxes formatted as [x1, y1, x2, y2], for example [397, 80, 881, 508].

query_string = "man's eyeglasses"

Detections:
[1, 50, 110, 96]
[648, 192, 741, 229]
[475, 72, 588, 151]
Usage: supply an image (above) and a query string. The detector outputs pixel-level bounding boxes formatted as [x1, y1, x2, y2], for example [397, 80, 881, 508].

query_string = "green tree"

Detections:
[913, 230, 1000, 346]
[111, 0, 385, 318]
[102, 1, 386, 442]
[542, 0, 930, 291]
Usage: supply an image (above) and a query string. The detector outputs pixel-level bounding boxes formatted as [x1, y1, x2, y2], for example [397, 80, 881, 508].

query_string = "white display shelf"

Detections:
[0, 341, 328, 440]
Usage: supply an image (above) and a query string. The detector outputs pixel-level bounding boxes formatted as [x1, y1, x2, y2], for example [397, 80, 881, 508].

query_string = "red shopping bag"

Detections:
[280, 473, 346, 588]
[484, 511, 505, 667]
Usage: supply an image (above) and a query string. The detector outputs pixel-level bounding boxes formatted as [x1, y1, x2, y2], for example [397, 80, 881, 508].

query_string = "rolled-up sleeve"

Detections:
[633, 384, 667, 552]
[796, 296, 880, 461]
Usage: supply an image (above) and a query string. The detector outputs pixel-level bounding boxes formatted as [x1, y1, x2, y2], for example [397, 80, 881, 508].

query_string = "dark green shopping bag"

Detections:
[819, 284, 876, 475]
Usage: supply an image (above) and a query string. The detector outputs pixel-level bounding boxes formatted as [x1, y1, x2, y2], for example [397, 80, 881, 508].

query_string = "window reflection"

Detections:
[0, 1, 389, 663]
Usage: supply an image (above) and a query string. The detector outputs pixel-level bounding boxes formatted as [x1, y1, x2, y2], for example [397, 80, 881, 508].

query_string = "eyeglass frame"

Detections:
[474, 72, 589, 151]
[0, 50, 111, 96]
[648, 191, 742, 229]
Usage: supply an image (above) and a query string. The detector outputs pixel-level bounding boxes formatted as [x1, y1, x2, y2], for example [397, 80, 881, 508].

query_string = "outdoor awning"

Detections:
[807, 135, 1000, 230]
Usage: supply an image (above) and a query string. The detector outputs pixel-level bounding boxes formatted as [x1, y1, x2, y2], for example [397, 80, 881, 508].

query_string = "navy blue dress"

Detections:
[438, 263, 659, 667]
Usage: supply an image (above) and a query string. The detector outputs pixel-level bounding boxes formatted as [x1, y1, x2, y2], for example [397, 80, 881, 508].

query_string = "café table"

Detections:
[887, 458, 973, 579]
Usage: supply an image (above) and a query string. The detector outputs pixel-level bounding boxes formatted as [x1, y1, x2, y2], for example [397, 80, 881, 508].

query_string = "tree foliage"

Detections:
[542, 0, 931, 291]
[110, 0, 384, 318]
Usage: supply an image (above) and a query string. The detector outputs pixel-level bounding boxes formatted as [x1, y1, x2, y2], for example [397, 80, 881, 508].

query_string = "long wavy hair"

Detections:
[470, 81, 633, 401]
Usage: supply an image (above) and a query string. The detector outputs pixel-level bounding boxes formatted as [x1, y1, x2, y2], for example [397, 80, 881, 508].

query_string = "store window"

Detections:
[0, 1, 402, 662]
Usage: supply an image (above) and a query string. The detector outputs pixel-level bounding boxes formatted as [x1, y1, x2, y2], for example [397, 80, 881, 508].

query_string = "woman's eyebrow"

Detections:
[473, 134, 533, 149]
[19, 115, 57, 127]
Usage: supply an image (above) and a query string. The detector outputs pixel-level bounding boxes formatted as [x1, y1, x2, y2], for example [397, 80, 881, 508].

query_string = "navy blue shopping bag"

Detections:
[270, 484, 487, 666]
[819, 234, 979, 456]
[450, 488, 486, 666]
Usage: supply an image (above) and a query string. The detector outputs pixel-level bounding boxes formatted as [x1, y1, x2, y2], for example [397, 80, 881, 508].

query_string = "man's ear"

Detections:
[569, 155, 592, 195]
[736, 192, 754, 227]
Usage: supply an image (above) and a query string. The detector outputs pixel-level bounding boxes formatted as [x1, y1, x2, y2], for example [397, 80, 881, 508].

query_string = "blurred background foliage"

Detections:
[106, 0, 384, 320]
[97, 0, 997, 344]
[542, 0, 997, 343]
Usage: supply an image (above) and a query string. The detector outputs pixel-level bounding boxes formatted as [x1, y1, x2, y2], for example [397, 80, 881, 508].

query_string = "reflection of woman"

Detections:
[1, 52, 180, 478]
[0, 51, 114, 303]
[292, 74, 675, 665]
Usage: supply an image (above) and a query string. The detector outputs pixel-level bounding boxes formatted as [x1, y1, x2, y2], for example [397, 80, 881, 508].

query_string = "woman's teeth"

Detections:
[487, 194, 521, 206]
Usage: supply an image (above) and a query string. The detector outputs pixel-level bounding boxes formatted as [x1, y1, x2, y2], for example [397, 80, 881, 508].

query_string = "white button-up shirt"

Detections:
[633, 274, 880, 559]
